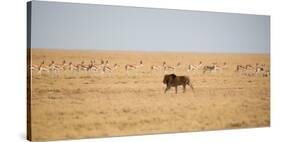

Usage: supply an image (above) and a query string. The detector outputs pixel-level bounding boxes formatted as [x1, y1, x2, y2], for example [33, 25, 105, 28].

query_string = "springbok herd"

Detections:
[30, 59, 270, 77]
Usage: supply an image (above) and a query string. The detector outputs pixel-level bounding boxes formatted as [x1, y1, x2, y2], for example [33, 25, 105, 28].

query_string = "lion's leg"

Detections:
[164, 85, 171, 93]
[175, 86, 178, 94]
[183, 84, 186, 93]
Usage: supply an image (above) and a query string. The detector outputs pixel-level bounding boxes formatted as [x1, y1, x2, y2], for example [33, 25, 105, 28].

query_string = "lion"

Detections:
[163, 74, 194, 94]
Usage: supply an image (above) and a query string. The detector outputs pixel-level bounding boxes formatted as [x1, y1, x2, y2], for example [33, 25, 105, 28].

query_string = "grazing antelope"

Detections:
[163, 62, 181, 73]
[125, 60, 144, 74]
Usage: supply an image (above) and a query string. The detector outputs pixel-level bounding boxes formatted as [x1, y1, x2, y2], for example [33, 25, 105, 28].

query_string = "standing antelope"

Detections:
[255, 63, 269, 77]
[221, 62, 228, 70]
[236, 63, 260, 76]
[48, 61, 61, 73]
[87, 60, 99, 72]
[255, 63, 264, 72]
[150, 64, 162, 72]
[102, 63, 119, 73]
[163, 62, 181, 73]
[30, 64, 39, 72]
[212, 62, 227, 72]
[92, 60, 107, 73]
[187, 61, 203, 72]
[78, 61, 90, 72]
[125, 60, 144, 74]
[246, 64, 255, 70]
[202, 63, 218, 74]
[68, 62, 79, 72]
[244, 64, 257, 76]
[38, 60, 50, 74]
[236, 65, 247, 72]
[60, 60, 68, 71]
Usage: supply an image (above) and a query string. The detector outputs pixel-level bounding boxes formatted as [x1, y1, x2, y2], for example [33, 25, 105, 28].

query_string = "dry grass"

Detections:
[30, 48, 270, 141]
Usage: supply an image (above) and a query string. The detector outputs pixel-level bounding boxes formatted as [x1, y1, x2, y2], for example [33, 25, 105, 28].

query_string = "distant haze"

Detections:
[30, 1, 270, 53]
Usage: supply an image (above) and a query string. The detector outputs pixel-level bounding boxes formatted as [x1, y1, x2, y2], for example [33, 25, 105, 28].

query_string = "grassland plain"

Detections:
[30, 48, 270, 141]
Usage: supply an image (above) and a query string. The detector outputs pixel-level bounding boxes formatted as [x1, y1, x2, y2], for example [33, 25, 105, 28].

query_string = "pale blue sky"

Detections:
[30, 1, 270, 53]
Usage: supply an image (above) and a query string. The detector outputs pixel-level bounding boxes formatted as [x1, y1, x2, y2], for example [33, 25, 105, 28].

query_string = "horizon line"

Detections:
[30, 47, 270, 54]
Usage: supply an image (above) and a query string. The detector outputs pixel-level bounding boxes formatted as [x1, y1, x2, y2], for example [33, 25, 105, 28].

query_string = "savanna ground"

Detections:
[30, 48, 270, 141]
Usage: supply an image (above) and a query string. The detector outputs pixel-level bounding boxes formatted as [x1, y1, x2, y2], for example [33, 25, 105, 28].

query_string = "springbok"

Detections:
[212, 62, 227, 72]
[48, 61, 61, 73]
[163, 62, 181, 73]
[150, 64, 162, 72]
[102, 63, 119, 73]
[246, 64, 255, 70]
[78, 61, 90, 72]
[187, 61, 203, 72]
[60, 60, 68, 71]
[221, 62, 228, 70]
[236, 63, 263, 76]
[244, 64, 257, 76]
[125, 60, 144, 74]
[255, 63, 269, 77]
[30, 64, 39, 72]
[202, 63, 218, 74]
[38, 60, 50, 74]
[87, 60, 99, 72]
[92, 60, 107, 73]
[255, 63, 264, 72]
[236, 65, 247, 72]
[68, 62, 79, 72]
